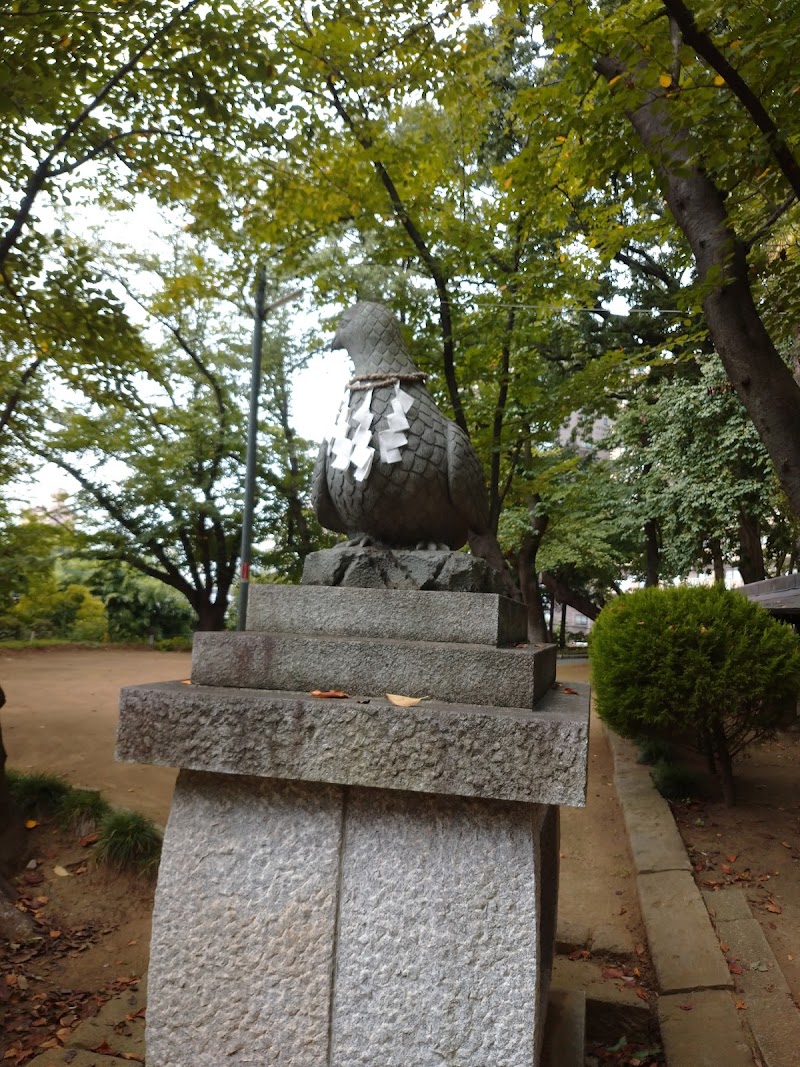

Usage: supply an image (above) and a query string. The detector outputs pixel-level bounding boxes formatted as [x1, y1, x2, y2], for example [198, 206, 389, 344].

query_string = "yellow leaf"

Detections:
[607, 74, 622, 87]
[53, 865, 70, 877]
[555, 135, 567, 143]
[503, 176, 513, 189]
[386, 693, 428, 707]
[714, 75, 725, 86]
[25, 819, 38, 829]
[57, 35, 71, 48]
[659, 73, 672, 88]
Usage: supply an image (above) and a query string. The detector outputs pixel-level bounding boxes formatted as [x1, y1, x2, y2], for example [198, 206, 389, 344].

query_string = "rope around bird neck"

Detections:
[347, 371, 428, 392]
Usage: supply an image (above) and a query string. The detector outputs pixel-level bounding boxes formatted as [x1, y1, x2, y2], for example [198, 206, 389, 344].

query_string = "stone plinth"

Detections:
[116, 584, 589, 1067]
[191, 630, 556, 709]
[247, 584, 527, 645]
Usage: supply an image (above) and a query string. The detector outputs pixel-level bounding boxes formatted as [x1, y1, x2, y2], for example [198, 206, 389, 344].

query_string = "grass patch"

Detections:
[7, 770, 71, 815]
[651, 759, 706, 801]
[57, 788, 113, 836]
[94, 809, 163, 876]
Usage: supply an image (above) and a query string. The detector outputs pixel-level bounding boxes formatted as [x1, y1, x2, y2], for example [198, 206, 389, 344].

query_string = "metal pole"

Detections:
[237, 277, 303, 631]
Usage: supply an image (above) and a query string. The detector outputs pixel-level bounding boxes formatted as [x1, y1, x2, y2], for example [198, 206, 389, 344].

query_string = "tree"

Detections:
[37, 243, 322, 629]
[523, 0, 800, 518]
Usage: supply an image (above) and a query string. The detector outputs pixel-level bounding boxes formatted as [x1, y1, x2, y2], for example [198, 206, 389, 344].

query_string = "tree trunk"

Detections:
[712, 719, 736, 806]
[644, 518, 660, 587]
[540, 573, 601, 621]
[596, 57, 800, 521]
[0, 687, 28, 884]
[738, 511, 767, 584]
[194, 597, 229, 632]
[708, 536, 725, 584]
[559, 601, 567, 649]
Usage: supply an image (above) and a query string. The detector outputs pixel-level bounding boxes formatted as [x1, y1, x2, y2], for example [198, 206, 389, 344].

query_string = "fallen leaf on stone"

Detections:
[728, 960, 744, 974]
[568, 949, 590, 961]
[309, 689, 349, 698]
[53, 865, 70, 877]
[726, 853, 738, 863]
[91, 1043, 116, 1056]
[601, 966, 626, 980]
[720, 942, 730, 952]
[781, 841, 792, 849]
[562, 687, 579, 695]
[180, 679, 191, 685]
[634, 988, 649, 1002]
[385, 693, 428, 707]
[766, 900, 782, 914]
[735, 999, 747, 1010]
[49, 929, 62, 939]
[679, 1003, 693, 1011]
[24, 820, 38, 830]
[635, 942, 645, 956]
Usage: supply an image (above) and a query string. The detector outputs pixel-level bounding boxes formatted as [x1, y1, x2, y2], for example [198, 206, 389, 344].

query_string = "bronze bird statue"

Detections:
[311, 301, 490, 549]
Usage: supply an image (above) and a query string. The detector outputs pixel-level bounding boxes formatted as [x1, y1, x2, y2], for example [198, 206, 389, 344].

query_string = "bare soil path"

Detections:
[1, 647, 188, 824]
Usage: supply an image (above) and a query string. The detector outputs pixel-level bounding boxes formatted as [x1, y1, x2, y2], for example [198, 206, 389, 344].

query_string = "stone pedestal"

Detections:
[117, 581, 590, 1067]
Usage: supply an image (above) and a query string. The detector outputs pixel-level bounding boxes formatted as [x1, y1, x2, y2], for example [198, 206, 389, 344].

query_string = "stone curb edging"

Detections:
[607, 728, 756, 1066]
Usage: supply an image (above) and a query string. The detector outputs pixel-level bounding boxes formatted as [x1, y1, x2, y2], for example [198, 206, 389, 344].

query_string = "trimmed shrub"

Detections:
[650, 760, 706, 801]
[636, 738, 677, 765]
[590, 584, 800, 804]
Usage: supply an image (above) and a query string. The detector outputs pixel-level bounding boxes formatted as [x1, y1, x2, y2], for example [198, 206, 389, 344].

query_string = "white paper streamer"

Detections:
[379, 383, 413, 465]
[327, 382, 414, 482]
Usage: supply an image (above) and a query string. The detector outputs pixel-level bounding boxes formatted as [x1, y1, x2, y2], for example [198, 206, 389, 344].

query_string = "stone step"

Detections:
[192, 630, 556, 709]
[117, 680, 589, 808]
[246, 584, 527, 646]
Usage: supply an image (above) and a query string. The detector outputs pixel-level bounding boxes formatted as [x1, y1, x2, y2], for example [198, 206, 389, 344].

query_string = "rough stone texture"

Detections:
[311, 302, 490, 549]
[144, 771, 557, 1067]
[705, 888, 800, 1067]
[191, 630, 556, 709]
[117, 681, 590, 808]
[658, 991, 755, 1067]
[329, 790, 547, 1066]
[637, 870, 733, 993]
[301, 544, 507, 593]
[146, 772, 343, 1067]
[608, 733, 691, 874]
[247, 584, 527, 646]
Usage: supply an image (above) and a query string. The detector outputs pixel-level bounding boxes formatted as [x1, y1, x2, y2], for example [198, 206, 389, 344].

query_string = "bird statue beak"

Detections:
[330, 330, 344, 351]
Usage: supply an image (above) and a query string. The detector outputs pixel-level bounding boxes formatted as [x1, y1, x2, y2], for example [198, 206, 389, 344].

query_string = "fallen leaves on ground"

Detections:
[586, 1034, 664, 1065]
[309, 688, 349, 698]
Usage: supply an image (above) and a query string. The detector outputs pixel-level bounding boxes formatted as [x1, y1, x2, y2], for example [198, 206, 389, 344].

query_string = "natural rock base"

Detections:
[301, 544, 507, 593]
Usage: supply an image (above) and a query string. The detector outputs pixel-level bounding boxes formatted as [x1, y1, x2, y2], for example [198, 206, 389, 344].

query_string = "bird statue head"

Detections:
[330, 301, 418, 377]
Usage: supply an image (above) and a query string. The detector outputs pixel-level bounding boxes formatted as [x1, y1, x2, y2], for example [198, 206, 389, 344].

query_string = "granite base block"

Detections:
[246, 584, 527, 646]
[145, 770, 554, 1067]
[116, 681, 589, 808]
[191, 630, 556, 709]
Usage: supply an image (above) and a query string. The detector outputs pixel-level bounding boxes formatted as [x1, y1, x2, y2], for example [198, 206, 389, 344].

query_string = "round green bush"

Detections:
[590, 584, 800, 802]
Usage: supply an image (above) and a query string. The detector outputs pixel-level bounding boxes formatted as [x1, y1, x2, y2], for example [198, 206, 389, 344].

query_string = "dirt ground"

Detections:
[3, 647, 794, 1061]
[670, 730, 800, 1006]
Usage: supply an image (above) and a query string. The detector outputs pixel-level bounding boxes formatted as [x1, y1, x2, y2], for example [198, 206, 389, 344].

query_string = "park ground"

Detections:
[1, 647, 799, 1063]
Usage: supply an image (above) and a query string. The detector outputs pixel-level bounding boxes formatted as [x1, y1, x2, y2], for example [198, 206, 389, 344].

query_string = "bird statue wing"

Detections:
[310, 443, 348, 536]
[446, 421, 491, 536]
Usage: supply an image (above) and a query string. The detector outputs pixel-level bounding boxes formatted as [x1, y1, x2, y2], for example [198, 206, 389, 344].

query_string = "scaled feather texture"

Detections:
[311, 302, 490, 549]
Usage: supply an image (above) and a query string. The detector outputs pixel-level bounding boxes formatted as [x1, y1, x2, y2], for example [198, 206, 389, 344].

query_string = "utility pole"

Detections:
[237, 273, 302, 631]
